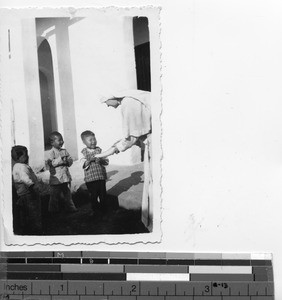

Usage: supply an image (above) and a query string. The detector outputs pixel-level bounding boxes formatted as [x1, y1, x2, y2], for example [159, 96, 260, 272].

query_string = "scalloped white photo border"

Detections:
[0, 6, 163, 246]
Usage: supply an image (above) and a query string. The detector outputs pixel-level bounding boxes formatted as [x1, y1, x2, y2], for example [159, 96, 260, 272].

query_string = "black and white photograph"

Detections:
[0, 7, 162, 244]
[3, 0, 282, 296]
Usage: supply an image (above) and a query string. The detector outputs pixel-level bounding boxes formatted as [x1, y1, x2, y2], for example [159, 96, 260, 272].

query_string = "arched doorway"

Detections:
[37, 39, 57, 149]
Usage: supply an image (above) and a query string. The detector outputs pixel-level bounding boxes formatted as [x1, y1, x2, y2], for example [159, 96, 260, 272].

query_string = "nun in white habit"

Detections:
[96, 90, 153, 231]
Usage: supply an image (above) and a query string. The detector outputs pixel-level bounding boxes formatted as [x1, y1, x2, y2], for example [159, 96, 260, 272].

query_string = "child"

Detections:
[47, 131, 77, 213]
[80, 130, 109, 215]
[12, 145, 42, 234]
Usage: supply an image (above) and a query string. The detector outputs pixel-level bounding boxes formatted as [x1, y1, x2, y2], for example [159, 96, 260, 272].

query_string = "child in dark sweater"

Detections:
[12, 145, 42, 234]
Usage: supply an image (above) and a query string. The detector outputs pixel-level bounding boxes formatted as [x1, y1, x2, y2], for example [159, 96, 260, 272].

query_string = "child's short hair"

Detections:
[11, 145, 28, 162]
[49, 131, 62, 143]
[81, 130, 95, 140]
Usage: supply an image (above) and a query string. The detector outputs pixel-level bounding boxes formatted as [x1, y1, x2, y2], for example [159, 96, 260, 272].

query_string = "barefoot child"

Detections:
[80, 130, 109, 215]
[47, 131, 77, 213]
[12, 145, 42, 234]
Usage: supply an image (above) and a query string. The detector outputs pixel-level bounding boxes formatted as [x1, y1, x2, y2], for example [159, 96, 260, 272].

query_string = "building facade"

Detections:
[2, 10, 151, 170]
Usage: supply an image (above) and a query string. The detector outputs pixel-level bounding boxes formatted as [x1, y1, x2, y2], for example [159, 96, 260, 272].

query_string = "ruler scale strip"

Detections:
[0, 252, 274, 299]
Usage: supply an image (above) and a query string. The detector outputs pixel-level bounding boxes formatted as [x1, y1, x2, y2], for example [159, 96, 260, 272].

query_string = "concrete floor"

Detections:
[14, 161, 147, 235]
[37, 161, 144, 210]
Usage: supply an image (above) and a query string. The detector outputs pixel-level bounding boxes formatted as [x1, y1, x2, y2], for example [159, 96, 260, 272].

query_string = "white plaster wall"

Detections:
[2, 18, 44, 170]
[10, 28, 30, 152]
[1, 18, 45, 170]
[68, 15, 138, 164]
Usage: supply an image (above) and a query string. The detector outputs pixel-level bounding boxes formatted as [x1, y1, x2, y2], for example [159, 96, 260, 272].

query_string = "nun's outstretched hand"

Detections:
[95, 146, 117, 159]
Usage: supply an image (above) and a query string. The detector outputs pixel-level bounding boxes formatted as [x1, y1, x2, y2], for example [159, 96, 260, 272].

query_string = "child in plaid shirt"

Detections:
[80, 130, 109, 215]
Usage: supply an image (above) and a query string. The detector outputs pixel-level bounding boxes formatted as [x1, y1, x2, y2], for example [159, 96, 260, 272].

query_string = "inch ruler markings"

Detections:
[0, 252, 274, 299]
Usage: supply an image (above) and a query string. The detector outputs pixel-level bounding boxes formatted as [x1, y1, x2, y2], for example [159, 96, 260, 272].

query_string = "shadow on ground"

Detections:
[40, 203, 148, 235]
[13, 165, 148, 236]
[107, 171, 144, 196]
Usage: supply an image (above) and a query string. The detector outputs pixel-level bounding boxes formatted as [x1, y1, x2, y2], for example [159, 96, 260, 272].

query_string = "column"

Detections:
[21, 18, 45, 170]
[54, 19, 78, 160]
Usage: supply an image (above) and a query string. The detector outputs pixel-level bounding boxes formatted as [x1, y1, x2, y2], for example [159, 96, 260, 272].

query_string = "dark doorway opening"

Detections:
[37, 39, 57, 150]
[133, 17, 151, 92]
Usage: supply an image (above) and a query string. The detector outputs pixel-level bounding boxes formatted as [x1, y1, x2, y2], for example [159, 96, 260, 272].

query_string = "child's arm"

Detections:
[95, 137, 138, 158]
[49, 150, 67, 167]
[20, 165, 35, 187]
[100, 158, 109, 166]
[67, 157, 73, 167]
[82, 159, 91, 169]
[14, 164, 36, 189]
[95, 147, 117, 158]
[64, 150, 73, 167]
[80, 150, 96, 170]
[97, 149, 109, 165]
